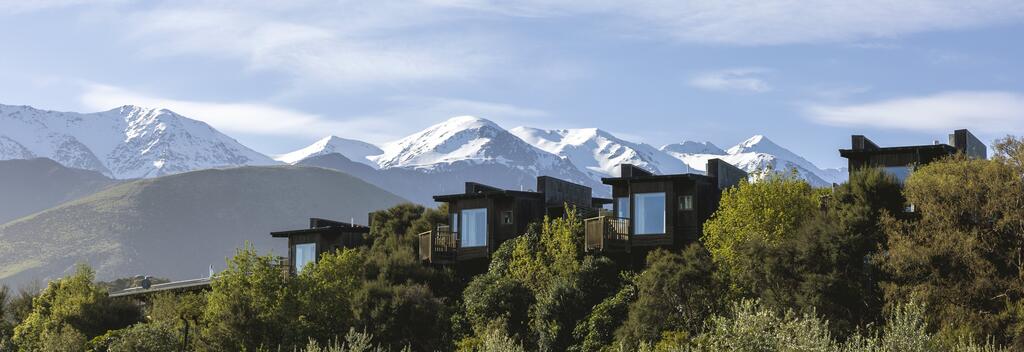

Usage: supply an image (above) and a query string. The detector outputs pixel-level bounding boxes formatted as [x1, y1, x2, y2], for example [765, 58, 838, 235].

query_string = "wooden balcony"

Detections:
[584, 216, 630, 252]
[419, 227, 458, 264]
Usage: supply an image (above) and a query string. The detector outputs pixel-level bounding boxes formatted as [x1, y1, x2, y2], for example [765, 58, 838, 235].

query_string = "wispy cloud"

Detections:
[83, 2, 501, 88]
[804, 91, 1024, 134]
[431, 0, 1024, 45]
[689, 68, 772, 93]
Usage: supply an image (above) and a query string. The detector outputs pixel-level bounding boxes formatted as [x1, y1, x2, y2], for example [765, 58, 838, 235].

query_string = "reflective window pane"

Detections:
[635, 192, 665, 235]
[616, 197, 630, 219]
[294, 243, 316, 273]
[461, 208, 488, 247]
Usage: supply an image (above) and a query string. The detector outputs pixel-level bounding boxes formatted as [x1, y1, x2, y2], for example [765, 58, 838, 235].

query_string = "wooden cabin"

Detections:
[839, 129, 987, 183]
[270, 218, 370, 274]
[584, 159, 747, 254]
[420, 176, 610, 265]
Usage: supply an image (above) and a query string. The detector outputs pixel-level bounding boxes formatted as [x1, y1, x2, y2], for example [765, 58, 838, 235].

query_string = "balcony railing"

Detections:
[418, 227, 459, 263]
[584, 216, 630, 252]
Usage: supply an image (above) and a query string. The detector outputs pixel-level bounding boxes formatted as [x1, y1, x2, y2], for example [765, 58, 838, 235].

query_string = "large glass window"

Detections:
[294, 243, 316, 273]
[635, 192, 666, 235]
[883, 166, 911, 184]
[461, 208, 487, 247]
[616, 197, 630, 219]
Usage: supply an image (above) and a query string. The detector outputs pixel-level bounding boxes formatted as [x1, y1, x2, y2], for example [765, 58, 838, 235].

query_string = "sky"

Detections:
[1, 1, 1023, 169]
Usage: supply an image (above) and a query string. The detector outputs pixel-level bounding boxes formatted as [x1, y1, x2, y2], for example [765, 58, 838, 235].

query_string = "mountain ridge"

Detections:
[0, 103, 278, 179]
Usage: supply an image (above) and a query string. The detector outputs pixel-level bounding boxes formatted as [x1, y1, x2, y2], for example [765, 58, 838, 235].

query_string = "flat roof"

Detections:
[601, 172, 710, 185]
[270, 225, 370, 238]
[433, 189, 544, 202]
[108, 277, 211, 298]
[839, 144, 955, 157]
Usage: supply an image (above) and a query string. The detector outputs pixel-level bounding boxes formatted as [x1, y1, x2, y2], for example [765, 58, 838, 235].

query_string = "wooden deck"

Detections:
[584, 216, 631, 252]
[419, 227, 488, 264]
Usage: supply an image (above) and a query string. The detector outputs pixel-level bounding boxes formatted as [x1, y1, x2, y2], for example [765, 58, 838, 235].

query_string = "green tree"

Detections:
[11, 265, 141, 352]
[294, 248, 364, 344]
[571, 274, 637, 352]
[729, 168, 904, 336]
[615, 245, 725, 349]
[880, 149, 1024, 345]
[702, 174, 818, 277]
[200, 244, 298, 351]
[352, 281, 451, 351]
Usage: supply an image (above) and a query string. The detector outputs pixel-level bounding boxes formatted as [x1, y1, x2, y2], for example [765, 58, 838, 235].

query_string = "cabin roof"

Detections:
[433, 189, 544, 202]
[839, 144, 955, 158]
[270, 226, 368, 238]
[270, 218, 370, 238]
[601, 172, 711, 185]
[108, 277, 211, 298]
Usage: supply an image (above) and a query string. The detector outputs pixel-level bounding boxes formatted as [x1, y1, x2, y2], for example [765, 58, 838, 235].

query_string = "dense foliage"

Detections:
[5, 138, 1024, 350]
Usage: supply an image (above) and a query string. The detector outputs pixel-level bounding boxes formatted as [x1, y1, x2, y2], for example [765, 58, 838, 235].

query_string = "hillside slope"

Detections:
[0, 166, 406, 287]
[0, 158, 118, 224]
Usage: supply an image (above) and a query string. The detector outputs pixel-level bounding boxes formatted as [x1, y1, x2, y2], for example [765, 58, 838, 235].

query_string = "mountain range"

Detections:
[0, 104, 276, 179]
[0, 103, 846, 202]
[0, 103, 851, 285]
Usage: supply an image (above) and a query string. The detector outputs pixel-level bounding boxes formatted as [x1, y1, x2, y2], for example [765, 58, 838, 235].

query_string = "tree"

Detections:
[200, 244, 298, 351]
[11, 265, 141, 352]
[702, 174, 818, 278]
[570, 274, 637, 352]
[729, 168, 904, 336]
[615, 245, 725, 349]
[294, 248, 365, 344]
[351, 281, 451, 352]
[880, 146, 1024, 345]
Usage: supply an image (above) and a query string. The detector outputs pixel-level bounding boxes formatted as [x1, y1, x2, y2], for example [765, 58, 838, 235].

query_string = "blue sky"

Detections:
[1, 1, 1023, 169]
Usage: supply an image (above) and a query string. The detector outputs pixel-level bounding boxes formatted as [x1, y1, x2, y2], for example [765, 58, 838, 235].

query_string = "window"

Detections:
[461, 208, 487, 247]
[501, 210, 514, 225]
[635, 192, 666, 235]
[883, 166, 911, 184]
[616, 197, 630, 219]
[294, 243, 316, 273]
[450, 212, 458, 232]
[678, 195, 694, 211]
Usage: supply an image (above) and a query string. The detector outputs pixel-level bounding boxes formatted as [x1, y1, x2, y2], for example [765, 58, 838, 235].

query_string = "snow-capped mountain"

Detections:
[660, 141, 726, 155]
[509, 127, 691, 179]
[0, 104, 277, 179]
[372, 116, 559, 170]
[281, 116, 846, 197]
[661, 135, 844, 186]
[276, 135, 382, 169]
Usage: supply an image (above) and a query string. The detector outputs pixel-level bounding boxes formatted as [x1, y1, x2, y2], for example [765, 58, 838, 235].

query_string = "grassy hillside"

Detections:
[0, 158, 117, 224]
[0, 165, 407, 287]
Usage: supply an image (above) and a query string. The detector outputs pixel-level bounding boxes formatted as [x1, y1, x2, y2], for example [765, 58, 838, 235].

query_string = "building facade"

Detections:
[584, 159, 747, 256]
[420, 176, 610, 265]
[839, 129, 987, 182]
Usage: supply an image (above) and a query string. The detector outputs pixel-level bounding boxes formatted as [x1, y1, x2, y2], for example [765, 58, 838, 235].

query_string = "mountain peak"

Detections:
[436, 115, 499, 130]
[276, 135, 382, 167]
[660, 141, 726, 155]
[728, 134, 782, 154]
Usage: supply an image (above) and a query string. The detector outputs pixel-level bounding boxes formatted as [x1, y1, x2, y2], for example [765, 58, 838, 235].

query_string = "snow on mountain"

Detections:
[661, 135, 843, 186]
[0, 104, 278, 179]
[660, 141, 726, 155]
[509, 127, 690, 179]
[364, 116, 601, 191]
[276, 135, 382, 169]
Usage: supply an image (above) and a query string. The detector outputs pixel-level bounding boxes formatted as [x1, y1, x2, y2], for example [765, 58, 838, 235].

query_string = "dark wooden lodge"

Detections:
[839, 129, 987, 182]
[584, 159, 747, 255]
[271, 218, 370, 274]
[420, 176, 610, 265]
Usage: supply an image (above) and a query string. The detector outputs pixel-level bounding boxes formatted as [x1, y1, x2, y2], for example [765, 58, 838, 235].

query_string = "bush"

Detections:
[11, 265, 141, 351]
[615, 245, 724, 349]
